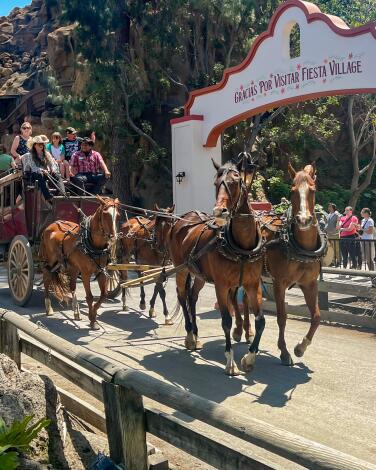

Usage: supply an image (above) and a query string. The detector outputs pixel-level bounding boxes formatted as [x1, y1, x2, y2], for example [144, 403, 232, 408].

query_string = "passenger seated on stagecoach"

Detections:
[0, 144, 16, 178]
[21, 135, 65, 209]
[70, 137, 111, 195]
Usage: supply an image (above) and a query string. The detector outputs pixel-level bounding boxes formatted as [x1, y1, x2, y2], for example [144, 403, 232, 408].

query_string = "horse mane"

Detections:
[293, 169, 316, 188]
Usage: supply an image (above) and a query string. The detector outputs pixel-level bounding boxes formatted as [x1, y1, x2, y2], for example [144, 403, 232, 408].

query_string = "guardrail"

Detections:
[262, 270, 376, 329]
[1, 309, 376, 469]
[328, 237, 376, 273]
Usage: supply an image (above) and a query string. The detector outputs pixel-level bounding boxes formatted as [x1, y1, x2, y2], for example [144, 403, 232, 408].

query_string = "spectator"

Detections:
[70, 137, 111, 195]
[82, 128, 96, 142]
[62, 127, 82, 162]
[22, 135, 65, 208]
[359, 208, 374, 271]
[354, 212, 363, 269]
[325, 203, 341, 266]
[46, 132, 70, 181]
[0, 143, 16, 176]
[337, 206, 358, 270]
[10, 122, 32, 165]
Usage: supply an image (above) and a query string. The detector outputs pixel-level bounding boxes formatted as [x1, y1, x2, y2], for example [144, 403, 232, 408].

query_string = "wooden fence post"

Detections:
[0, 317, 21, 368]
[103, 381, 148, 469]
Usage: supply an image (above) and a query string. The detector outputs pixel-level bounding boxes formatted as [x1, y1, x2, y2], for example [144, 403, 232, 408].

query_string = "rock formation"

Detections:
[0, 0, 76, 138]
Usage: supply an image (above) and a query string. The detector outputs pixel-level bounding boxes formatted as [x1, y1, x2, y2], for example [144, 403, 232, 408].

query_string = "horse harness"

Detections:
[53, 213, 112, 275]
[261, 207, 328, 268]
[183, 214, 265, 286]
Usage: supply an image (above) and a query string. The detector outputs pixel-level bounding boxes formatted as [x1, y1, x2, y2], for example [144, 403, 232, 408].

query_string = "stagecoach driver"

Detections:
[22, 135, 65, 209]
[70, 137, 111, 195]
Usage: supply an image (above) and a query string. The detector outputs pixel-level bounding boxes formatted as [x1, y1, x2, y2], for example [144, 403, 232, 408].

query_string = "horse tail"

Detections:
[185, 272, 194, 322]
[171, 272, 192, 323]
[170, 298, 181, 321]
[46, 270, 71, 303]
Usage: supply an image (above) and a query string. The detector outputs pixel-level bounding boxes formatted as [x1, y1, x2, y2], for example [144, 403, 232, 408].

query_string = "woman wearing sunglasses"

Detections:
[10, 122, 33, 165]
[22, 135, 65, 209]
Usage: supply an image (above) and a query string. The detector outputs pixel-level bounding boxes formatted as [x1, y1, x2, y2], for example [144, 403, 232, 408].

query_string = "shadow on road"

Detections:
[99, 308, 159, 340]
[136, 337, 313, 411]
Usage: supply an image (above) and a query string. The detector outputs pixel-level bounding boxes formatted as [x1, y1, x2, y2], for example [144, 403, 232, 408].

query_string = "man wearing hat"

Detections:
[62, 127, 82, 162]
[70, 137, 111, 195]
[22, 135, 65, 207]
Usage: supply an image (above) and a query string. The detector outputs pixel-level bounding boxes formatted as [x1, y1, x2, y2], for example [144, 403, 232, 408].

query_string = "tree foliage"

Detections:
[52, 0, 376, 212]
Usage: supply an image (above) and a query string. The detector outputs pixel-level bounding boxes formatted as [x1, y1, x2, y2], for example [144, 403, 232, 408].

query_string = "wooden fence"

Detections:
[1, 309, 376, 470]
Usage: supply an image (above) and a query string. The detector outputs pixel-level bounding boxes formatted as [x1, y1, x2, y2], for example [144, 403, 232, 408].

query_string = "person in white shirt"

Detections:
[359, 208, 374, 271]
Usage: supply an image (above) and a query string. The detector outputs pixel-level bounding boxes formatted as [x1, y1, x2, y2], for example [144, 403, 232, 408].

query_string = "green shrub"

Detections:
[267, 174, 290, 204]
[316, 184, 351, 213]
[0, 416, 50, 470]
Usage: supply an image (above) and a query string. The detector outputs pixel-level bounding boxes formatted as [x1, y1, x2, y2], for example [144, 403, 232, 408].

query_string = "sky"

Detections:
[0, 1, 31, 17]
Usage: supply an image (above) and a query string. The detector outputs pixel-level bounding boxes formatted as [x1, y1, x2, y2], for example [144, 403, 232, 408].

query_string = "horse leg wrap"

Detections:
[294, 336, 311, 357]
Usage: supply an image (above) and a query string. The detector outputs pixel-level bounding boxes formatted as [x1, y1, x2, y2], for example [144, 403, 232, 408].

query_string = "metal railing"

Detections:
[328, 237, 376, 273]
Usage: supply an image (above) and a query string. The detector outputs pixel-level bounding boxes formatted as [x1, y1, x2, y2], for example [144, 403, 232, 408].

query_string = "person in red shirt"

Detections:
[337, 206, 358, 270]
[70, 138, 111, 195]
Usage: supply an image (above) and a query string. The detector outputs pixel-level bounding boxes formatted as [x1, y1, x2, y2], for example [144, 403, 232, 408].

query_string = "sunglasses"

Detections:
[22, 126, 32, 130]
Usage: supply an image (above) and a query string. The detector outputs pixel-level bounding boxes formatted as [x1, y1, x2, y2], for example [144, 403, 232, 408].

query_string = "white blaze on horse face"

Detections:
[108, 206, 117, 237]
[298, 181, 309, 221]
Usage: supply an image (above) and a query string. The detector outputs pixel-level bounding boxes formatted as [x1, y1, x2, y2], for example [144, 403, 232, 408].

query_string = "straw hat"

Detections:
[28, 135, 49, 149]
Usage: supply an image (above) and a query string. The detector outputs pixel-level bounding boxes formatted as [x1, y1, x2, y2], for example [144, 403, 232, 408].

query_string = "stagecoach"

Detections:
[0, 170, 121, 306]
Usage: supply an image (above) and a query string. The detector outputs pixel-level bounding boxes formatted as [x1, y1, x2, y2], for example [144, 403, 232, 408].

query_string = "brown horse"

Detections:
[156, 159, 264, 375]
[245, 163, 324, 367]
[119, 205, 174, 324]
[39, 196, 120, 330]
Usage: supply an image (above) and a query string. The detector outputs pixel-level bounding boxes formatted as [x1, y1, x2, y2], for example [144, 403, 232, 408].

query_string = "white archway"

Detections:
[171, 0, 376, 213]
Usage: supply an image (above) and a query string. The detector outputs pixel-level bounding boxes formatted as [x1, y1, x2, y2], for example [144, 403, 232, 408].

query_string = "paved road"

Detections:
[1, 267, 375, 466]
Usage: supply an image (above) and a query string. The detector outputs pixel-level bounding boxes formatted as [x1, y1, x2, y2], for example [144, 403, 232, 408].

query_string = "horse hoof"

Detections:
[280, 352, 294, 366]
[225, 364, 243, 376]
[232, 329, 242, 343]
[139, 302, 146, 311]
[90, 322, 101, 331]
[195, 339, 203, 350]
[245, 335, 254, 344]
[122, 305, 129, 312]
[241, 352, 256, 372]
[149, 308, 156, 318]
[164, 317, 174, 325]
[184, 336, 196, 351]
[294, 336, 311, 358]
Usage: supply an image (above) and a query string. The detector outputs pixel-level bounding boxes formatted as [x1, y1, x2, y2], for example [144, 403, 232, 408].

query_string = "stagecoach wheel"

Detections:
[8, 235, 34, 306]
[107, 270, 121, 299]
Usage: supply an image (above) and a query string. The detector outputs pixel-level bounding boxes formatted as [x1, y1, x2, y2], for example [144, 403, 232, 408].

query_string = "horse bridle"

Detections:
[215, 167, 249, 218]
[96, 202, 119, 240]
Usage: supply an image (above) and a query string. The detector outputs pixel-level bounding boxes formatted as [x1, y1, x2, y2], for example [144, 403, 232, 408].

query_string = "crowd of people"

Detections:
[0, 122, 111, 208]
[324, 203, 375, 272]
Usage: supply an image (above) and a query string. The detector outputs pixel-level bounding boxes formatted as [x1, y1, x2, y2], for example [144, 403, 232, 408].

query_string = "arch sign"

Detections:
[171, 0, 376, 214]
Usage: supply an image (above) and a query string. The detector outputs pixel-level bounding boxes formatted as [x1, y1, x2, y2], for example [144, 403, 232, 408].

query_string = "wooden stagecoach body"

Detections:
[0, 171, 119, 306]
